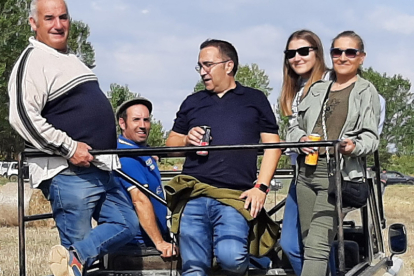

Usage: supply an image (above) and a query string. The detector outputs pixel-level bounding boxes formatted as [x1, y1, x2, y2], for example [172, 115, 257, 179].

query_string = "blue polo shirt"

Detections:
[116, 135, 169, 246]
[172, 82, 279, 190]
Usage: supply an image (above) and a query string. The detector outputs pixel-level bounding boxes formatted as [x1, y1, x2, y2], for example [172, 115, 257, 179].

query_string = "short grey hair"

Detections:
[29, 0, 69, 22]
[29, 0, 39, 21]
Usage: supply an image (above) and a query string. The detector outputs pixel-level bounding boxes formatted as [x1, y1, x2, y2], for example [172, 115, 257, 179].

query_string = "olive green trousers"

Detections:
[296, 156, 338, 276]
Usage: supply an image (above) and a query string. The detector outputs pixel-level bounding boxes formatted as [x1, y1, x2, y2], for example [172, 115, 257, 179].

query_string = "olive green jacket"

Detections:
[165, 175, 280, 257]
[287, 76, 381, 180]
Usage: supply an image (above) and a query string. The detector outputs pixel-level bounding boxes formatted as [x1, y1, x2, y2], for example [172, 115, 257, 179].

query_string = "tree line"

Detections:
[1, 1, 413, 173]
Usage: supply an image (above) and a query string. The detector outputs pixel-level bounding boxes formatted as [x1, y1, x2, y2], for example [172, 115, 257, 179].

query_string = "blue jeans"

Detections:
[40, 165, 139, 267]
[280, 180, 337, 275]
[179, 197, 250, 276]
[280, 179, 304, 275]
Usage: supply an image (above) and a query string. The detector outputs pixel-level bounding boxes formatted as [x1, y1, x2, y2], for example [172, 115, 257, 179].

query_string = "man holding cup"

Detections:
[166, 39, 282, 276]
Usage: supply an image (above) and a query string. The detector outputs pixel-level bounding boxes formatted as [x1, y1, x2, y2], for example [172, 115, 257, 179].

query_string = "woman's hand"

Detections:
[339, 138, 356, 155]
[299, 136, 316, 155]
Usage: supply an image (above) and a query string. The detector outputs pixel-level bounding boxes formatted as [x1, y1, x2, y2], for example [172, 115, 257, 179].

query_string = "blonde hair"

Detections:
[280, 30, 327, 116]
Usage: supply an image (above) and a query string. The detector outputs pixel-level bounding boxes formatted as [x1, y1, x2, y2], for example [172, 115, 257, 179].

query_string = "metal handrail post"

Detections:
[335, 143, 345, 275]
[18, 152, 26, 276]
[374, 150, 386, 229]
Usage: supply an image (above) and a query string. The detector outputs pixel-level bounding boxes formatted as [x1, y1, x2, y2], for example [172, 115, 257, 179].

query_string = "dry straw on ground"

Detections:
[27, 189, 55, 228]
[0, 185, 412, 276]
[0, 182, 54, 228]
[0, 183, 32, 227]
[382, 186, 414, 274]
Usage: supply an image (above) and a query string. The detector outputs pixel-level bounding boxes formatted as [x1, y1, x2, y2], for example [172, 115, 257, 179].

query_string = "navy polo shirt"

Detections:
[172, 82, 279, 191]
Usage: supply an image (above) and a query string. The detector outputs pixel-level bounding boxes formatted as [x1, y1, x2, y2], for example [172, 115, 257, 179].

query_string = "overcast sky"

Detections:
[68, 0, 414, 131]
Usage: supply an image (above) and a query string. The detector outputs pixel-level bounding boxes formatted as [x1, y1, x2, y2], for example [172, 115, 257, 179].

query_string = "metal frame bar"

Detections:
[18, 153, 26, 276]
[17, 140, 347, 276]
[367, 176, 385, 254]
[374, 150, 386, 229]
[334, 142, 346, 275]
[114, 168, 167, 205]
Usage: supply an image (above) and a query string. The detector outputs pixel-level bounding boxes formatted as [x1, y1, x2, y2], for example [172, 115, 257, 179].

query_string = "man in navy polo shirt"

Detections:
[116, 97, 177, 257]
[166, 39, 282, 276]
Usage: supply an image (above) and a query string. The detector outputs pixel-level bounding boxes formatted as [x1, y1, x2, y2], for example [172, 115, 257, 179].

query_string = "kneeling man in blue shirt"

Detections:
[116, 97, 178, 257]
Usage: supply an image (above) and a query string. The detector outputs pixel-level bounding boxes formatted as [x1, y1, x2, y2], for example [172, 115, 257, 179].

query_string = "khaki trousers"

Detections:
[296, 156, 338, 276]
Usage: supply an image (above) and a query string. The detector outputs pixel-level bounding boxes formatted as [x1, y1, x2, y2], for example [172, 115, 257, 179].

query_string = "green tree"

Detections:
[147, 118, 166, 147]
[67, 20, 95, 68]
[108, 83, 137, 113]
[194, 63, 273, 96]
[273, 104, 291, 169]
[108, 83, 166, 146]
[362, 67, 414, 168]
[236, 63, 273, 97]
[108, 83, 138, 135]
[0, 0, 95, 160]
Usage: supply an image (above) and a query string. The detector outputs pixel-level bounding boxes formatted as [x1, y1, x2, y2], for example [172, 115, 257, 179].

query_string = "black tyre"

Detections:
[9, 174, 18, 182]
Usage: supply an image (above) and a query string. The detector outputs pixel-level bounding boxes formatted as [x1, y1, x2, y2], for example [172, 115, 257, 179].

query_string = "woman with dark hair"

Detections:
[287, 31, 381, 275]
[279, 30, 329, 275]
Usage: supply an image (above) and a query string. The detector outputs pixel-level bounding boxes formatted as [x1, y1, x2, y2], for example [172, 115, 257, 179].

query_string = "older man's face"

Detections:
[29, 0, 70, 52]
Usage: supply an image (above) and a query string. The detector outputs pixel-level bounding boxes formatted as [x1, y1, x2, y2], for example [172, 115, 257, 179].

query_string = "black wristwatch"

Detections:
[254, 183, 270, 194]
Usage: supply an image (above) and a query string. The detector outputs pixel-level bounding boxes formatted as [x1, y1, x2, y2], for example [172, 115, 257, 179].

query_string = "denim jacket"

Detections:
[287, 75, 381, 181]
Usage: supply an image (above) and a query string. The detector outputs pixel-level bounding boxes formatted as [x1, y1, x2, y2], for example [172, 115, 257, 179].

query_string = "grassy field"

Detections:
[381, 185, 414, 274]
[0, 177, 8, 186]
[0, 183, 412, 276]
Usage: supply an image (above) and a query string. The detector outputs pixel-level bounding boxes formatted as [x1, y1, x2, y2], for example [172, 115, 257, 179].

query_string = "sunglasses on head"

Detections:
[284, 46, 317, 59]
[330, 48, 361, 58]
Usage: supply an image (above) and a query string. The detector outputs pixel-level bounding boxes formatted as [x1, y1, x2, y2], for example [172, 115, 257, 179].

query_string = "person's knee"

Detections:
[304, 241, 331, 261]
[280, 236, 300, 257]
[216, 248, 249, 274]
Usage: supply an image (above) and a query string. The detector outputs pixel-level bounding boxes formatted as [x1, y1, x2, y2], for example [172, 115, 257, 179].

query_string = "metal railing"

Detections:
[18, 140, 354, 276]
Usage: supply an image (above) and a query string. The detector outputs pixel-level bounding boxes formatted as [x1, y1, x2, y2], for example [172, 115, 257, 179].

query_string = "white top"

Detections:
[286, 78, 307, 165]
[8, 37, 120, 188]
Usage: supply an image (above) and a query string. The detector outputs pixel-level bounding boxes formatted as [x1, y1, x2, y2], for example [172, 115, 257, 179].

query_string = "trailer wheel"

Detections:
[9, 174, 18, 182]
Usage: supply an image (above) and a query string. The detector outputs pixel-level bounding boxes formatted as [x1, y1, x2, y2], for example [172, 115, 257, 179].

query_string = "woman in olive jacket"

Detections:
[287, 31, 381, 276]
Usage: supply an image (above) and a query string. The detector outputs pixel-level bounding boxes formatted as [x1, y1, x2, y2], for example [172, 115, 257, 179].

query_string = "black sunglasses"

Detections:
[330, 48, 361, 58]
[284, 46, 317, 59]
